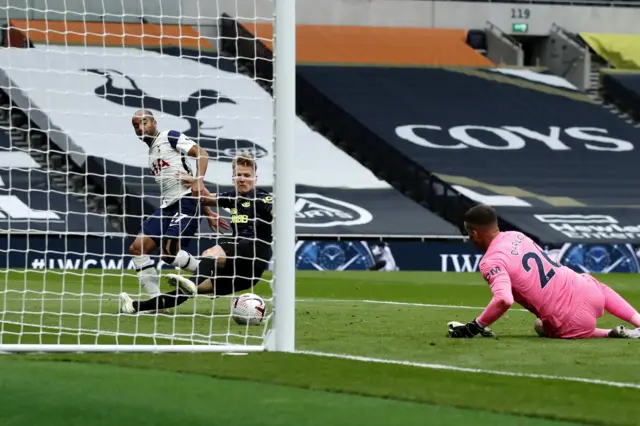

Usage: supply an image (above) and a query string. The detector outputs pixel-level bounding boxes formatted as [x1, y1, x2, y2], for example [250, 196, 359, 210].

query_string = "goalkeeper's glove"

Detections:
[447, 319, 496, 338]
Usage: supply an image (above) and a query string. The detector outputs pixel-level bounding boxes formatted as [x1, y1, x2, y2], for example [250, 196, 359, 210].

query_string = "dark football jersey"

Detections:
[217, 188, 273, 245]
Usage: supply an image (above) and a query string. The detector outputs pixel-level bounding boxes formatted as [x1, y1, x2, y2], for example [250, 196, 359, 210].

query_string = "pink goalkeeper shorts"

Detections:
[542, 274, 605, 339]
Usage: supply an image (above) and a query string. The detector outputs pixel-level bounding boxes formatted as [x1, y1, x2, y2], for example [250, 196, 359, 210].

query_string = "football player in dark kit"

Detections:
[119, 153, 274, 314]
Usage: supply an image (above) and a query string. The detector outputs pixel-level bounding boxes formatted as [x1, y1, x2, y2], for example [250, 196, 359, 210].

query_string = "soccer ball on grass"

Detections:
[232, 293, 266, 326]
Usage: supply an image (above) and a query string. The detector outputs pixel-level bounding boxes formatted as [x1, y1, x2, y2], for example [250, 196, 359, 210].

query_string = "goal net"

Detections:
[0, 1, 295, 353]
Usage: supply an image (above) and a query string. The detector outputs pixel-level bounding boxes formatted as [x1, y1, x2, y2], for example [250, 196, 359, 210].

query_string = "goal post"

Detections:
[271, 0, 297, 353]
[0, 1, 296, 353]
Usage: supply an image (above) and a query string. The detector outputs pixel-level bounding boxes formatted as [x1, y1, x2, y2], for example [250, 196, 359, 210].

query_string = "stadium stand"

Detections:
[601, 71, 640, 122]
[0, 19, 461, 239]
[244, 23, 494, 66]
[221, 17, 640, 244]
[5, 19, 209, 48]
[581, 33, 640, 70]
[293, 65, 640, 243]
[0, 95, 116, 234]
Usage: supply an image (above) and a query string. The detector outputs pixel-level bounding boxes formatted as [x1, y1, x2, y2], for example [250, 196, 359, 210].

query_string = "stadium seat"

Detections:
[7, 19, 210, 48]
[581, 33, 640, 69]
[0, 22, 461, 238]
[0, 125, 113, 233]
[296, 65, 640, 242]
[466, 29, 488, 57]
[601, 71, 640, 121]
[245, 24, 494, 66]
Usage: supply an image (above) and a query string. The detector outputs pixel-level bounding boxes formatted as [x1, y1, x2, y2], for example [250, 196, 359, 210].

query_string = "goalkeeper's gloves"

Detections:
[447, 319, 496, 338]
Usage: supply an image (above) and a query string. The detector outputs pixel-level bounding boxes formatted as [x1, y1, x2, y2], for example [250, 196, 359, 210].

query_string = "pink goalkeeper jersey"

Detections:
[478, 231, 577, 329]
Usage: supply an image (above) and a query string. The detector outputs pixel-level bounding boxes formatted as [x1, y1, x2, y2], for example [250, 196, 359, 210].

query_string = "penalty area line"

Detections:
[299, 350, 640, 390]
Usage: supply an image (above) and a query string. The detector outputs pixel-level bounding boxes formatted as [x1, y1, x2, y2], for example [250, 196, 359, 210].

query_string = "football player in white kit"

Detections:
[128, 109, 229, 299]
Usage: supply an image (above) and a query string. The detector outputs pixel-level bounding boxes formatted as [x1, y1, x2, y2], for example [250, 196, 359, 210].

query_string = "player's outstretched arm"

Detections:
[187, 144, 209, 196]
[175, 172, 230, 231]
[197, 187, 218, 206]
[448, 256, 513, 339]
[447, 320, 496, 338]
[202, 205, 230, 232]
[176, 173, 217, 205]
[476, 257, 514, 327]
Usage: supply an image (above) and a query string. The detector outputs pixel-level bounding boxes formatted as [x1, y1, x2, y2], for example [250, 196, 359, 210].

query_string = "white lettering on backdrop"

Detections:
[395, 125, 633, 152]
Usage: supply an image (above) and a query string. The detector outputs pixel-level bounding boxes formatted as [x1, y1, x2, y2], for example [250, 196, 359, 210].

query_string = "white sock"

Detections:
[171, 250, 200, 272]
[133, 255, 160, 297]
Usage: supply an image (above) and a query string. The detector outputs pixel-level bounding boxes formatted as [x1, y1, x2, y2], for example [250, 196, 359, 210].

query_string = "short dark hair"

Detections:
[464, 205, 498, 230]
[134, 109, 155, 118]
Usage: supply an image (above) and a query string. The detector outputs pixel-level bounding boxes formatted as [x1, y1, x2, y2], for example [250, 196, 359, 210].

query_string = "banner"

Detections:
[0, 235, 477, 272]
[0, 46, 461, 237]
[290, 241, 640, 274]
[292, 240, 482, 272]
[544, 242, 640, 274]
[2, 235, 640, 273]
[0, 156, 115, 234]
[297, 65, 640, 243]
[499, 208, 640, 244]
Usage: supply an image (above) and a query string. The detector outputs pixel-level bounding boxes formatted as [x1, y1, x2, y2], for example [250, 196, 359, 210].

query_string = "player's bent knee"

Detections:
[129, 243, 139, 256]
[202, 245, 225, 258]
[130, 235, 155, 256]
[202, 247, 227, 268]
[129, 239, 145, 256]
[202, 248, 216, 257]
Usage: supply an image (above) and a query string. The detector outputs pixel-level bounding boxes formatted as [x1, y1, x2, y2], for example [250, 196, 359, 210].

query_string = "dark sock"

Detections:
[133, 289, 190, 312]
[369, 260, 387, 271]
[214, 277, 254, 297]
[193, 257, 218, 285]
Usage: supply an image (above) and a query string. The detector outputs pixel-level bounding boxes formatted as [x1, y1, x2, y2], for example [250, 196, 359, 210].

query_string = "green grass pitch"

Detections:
[1, 269, 640, 425]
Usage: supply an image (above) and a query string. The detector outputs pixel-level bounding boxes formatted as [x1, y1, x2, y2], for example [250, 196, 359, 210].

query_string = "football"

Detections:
[231, 293, 267, 326]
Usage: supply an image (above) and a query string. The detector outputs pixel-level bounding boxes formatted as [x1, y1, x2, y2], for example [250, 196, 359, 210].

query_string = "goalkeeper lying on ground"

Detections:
[119, 153, 273, 314]
[448, 204, 640, 340]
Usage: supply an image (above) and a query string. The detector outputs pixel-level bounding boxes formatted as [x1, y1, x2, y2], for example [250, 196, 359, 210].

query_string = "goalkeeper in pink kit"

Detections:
[448, 205, 640, 339]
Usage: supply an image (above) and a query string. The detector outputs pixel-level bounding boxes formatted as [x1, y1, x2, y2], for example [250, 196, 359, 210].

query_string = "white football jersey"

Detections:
[148, 130, 196, 208]
[371, 244, 399, 271]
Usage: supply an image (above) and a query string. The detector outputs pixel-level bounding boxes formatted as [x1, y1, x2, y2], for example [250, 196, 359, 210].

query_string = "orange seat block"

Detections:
[9, 19, 211, 49]
[244, 23, 493, 66]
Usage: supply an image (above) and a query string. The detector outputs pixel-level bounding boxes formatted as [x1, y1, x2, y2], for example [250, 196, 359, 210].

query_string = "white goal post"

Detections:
[0, 0, 296, 353]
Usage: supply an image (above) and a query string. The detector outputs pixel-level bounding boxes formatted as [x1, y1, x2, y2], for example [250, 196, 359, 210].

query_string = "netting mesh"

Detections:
[0, 1, 278, 350]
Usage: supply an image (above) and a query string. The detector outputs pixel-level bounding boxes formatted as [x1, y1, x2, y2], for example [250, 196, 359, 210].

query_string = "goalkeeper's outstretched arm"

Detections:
[476, 258, 514, 327]
[448, 256, 513, 338]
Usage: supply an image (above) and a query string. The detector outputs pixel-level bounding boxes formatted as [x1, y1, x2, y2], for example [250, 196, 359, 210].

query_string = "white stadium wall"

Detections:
[6, 0, 640, 35]
[211, 0, 640, 35]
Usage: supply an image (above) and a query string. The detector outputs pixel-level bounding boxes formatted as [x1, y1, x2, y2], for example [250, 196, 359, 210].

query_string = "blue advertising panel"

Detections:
[0, 235, 481, 272]
[544, 242, 640, 274]
[2, 236, 639, 274]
